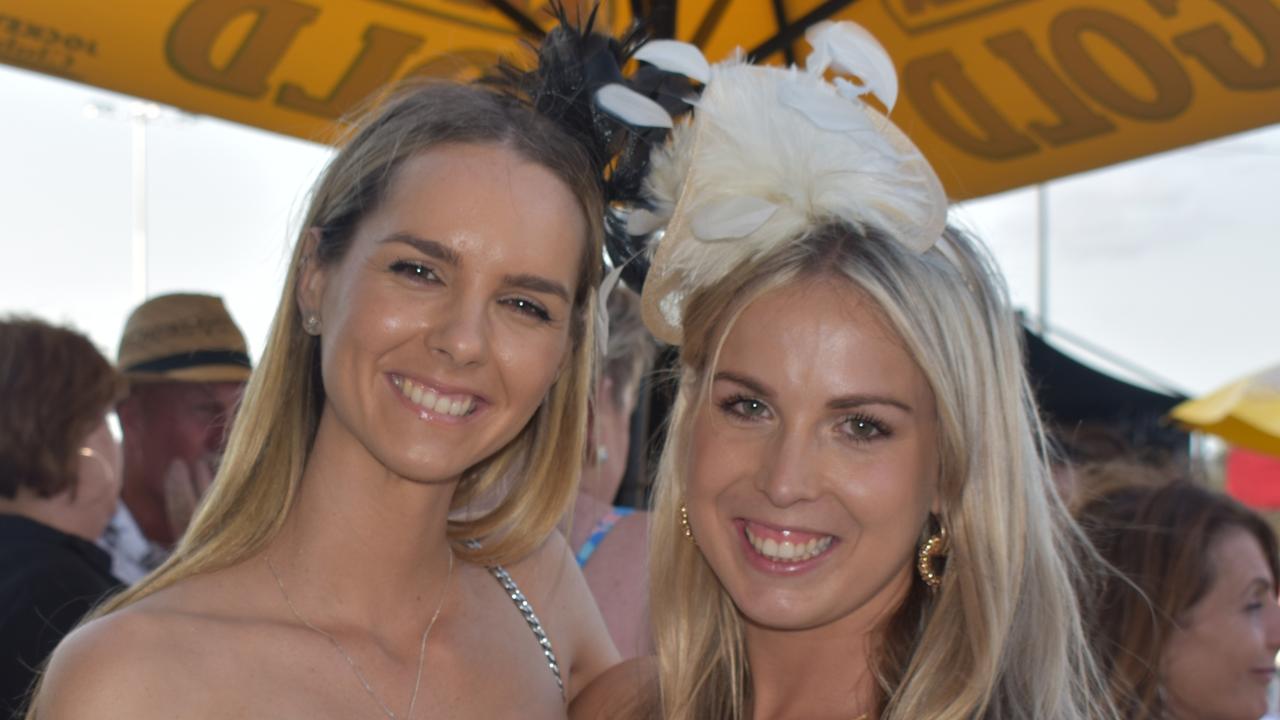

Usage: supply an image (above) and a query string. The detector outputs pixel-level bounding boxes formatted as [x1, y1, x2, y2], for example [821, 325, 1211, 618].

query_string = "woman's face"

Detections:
[686, 277, 939, 634]
[302, 142, 586, 484]
[1163, 527, 1280, 720]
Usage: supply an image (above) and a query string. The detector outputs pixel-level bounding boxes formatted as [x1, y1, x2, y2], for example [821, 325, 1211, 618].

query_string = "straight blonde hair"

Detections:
[648, 223, 1116, 719]
[95, 81, 605, 615]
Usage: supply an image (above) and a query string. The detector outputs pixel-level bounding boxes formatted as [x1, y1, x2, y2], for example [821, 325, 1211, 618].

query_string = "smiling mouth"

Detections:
[391, 375, 478, 417]
[742, 521, 836, 563]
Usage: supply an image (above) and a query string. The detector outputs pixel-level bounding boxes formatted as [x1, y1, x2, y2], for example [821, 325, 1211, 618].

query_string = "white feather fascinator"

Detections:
[632, 21, 947, 345]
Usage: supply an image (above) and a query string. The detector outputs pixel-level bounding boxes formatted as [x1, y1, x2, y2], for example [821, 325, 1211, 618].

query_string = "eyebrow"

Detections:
[503, 273, 571, 304]
[381, 233, 461, 267]
[713, 371, 913, 412]
[382, 233, 570, 303]
[714, 371, 772, 397]
[1246, 577, 1274, 595]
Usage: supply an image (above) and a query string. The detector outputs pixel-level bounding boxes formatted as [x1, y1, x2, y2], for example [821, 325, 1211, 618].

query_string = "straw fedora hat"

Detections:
[118, 293, 252, 383]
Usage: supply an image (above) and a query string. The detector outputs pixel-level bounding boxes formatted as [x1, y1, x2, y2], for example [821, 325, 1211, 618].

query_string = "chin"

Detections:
[726, 584, 834, 632]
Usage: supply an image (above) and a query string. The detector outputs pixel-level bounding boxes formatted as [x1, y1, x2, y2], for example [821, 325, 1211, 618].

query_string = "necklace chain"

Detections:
[267, 547, 454, 720]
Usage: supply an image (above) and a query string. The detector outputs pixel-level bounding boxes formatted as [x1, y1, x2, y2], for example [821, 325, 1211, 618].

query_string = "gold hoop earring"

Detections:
[680, 503, 695, 543]
[917, 524, 949, 590]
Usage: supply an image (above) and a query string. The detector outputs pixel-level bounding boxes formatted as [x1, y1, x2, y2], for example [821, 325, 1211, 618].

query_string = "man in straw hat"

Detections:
[102, 293, 251, 583]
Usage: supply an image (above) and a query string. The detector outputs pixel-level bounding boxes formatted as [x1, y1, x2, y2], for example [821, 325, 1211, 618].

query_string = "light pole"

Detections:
[83, 100, 186, 305]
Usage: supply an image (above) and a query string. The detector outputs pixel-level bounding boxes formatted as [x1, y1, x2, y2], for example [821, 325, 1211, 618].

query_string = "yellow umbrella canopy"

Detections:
[3, 0, 1280, 199]
[1171, 365, 1280, 457]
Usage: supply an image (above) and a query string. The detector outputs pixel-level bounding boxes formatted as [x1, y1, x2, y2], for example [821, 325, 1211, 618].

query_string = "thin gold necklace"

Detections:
[267, 547, 454, 720]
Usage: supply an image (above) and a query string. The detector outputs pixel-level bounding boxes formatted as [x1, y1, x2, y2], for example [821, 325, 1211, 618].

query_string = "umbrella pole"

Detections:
[1036, 182, 1049, 334]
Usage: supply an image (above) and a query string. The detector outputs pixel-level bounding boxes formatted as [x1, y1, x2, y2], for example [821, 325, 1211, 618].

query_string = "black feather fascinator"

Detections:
[483, 3, 706, 291]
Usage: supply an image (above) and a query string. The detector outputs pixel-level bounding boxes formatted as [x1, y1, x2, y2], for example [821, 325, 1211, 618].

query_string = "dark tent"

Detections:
[1022, 326, 1188, 461]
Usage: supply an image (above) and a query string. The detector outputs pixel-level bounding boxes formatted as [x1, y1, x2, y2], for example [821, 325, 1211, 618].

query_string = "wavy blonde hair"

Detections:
[648, 223, 1116, 719]
[94, 81, 604, 616]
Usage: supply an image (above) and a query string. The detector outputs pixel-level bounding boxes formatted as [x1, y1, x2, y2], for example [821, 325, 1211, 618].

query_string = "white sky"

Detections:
[2, 62, 1277, 397]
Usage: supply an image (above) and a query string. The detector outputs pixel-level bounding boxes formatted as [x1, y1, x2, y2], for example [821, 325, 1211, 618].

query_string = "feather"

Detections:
[479, 2, 701, 293]
[690, 196, 779, 241]
[596, 84, 674, 128]
[596, 262, 625, 354]
[640, 45, 946, 326]
[804, 21, 898, 111]
[778, 81, 870, 133]
[633, 40, 711, 84]
[627, 208, 666, 236]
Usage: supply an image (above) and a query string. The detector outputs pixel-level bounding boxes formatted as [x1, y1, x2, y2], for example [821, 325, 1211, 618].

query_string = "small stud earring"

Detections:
[595, 445, 609, 464]
[303, 314, 321, 335]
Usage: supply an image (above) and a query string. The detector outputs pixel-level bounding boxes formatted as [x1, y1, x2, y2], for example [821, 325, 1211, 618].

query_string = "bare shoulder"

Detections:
[504, 531, 589, 613]
[504, 531, 621, 699]
[35, 605, 195, 719]
[568, 656, 658, 720]
[35, 567, 262, 719]
[505, 528, 573, 577]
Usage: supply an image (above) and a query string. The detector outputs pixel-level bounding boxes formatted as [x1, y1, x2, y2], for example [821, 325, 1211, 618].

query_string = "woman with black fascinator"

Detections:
[27, 13, 696, 720]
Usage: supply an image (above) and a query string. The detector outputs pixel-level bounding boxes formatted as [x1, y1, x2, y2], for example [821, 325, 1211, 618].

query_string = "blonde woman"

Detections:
[22, 18, 699, 717]
[573, 22, 1116, 720]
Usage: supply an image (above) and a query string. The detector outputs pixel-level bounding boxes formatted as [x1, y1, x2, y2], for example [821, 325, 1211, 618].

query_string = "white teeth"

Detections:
[744, 526, 834, 563]
[395, 377, 475, 417]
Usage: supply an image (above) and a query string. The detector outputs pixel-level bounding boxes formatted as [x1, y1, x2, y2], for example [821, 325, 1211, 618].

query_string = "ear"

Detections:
[296, 228, 328, 323]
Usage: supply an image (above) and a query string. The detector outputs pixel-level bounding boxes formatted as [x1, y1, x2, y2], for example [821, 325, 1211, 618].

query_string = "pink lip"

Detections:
[740, 518, 833, 544]
[386, 373, 489, 425]
[734, 518, 839, 576]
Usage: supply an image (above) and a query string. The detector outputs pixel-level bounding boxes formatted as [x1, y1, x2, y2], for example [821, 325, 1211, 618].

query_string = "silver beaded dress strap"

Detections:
[464, 540, 565, 699]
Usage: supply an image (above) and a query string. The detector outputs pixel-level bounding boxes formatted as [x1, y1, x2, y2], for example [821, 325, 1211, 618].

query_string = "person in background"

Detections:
[1073, 461, 1280, 720]
[104, 293, 250, 583]
[0, 317, 126, 716]
[571, 286, 657, 657]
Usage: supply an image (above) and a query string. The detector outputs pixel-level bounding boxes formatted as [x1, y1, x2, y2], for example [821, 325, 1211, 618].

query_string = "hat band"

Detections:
[125, 349, 252, 375]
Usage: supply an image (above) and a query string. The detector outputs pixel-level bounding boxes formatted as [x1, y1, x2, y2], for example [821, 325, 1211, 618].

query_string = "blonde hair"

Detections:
[648, 223, 1115, 719]
[95, 81, 604, 615]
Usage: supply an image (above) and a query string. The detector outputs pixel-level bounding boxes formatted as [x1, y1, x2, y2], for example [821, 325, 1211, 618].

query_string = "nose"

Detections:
[1263, 597, 1280, 654]
[426, 292, 490, 367]
[754, 425, 823, 508]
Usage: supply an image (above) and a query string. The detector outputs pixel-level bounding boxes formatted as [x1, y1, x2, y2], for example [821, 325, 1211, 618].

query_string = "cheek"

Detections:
[832, 442, 935, 519]
[685, 410, 754, 533]
[687, 411, 734, 494]
[491, 324, 571, 406]
[321, 280, 406, 369]
[1164, 618, 1246, 693]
